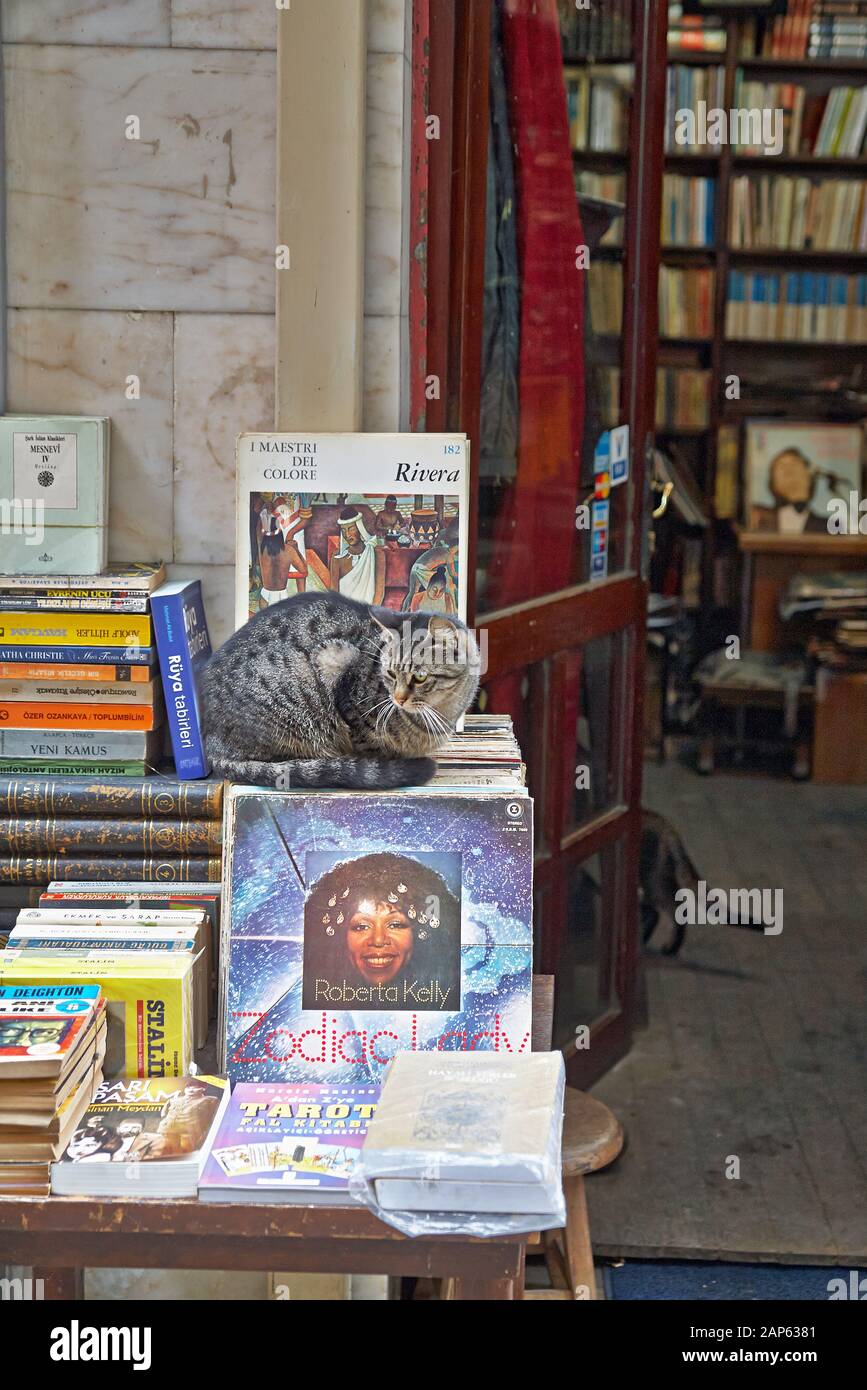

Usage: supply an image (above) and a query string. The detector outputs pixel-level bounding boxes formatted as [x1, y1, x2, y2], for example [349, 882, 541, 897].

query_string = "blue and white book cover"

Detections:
[151, 580, 212, 779]
[221, 788, 533, 1084]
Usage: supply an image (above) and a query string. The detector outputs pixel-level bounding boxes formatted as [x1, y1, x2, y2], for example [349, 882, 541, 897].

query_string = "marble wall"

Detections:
[2, 0, 411, 1302]
[3, 0, 411, 652]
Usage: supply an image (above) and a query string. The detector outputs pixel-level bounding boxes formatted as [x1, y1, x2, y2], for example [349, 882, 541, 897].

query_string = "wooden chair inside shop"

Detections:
[439, 976, 624, 1301]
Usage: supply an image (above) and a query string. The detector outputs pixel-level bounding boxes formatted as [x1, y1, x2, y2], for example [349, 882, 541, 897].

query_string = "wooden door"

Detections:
[412, 0, 667, 1084]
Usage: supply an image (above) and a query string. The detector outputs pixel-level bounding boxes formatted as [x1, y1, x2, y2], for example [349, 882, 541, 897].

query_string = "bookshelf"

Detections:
[665, 5, 867, 623]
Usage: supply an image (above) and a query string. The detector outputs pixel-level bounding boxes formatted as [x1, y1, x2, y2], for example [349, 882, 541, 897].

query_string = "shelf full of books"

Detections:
[729, 173, 867, 250]
[725, 269, 867, 340]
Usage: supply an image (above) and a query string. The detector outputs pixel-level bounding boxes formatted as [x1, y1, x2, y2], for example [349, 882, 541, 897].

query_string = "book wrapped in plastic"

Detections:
[348, 1050, 566, 1237]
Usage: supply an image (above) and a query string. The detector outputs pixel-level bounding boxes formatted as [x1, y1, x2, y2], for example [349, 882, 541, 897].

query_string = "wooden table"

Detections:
[0, 1195, 526, 1301]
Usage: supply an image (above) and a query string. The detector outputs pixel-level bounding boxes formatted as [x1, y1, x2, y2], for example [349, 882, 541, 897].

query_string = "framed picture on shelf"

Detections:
[743, 420, 865, 536]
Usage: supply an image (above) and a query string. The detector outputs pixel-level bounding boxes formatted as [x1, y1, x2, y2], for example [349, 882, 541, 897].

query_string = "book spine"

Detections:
[0, 661, 152, 682]
[0, 595, 150, 613]
[0, 857, 222, 885]
[151, 592, 209, 780]
[0, 613, 151, 646]
[0, 819, 222, 855]
[0, 762, 147, 777]
[0, 703, 161, 730]
[0, 646, 154, 665]
[0, 681, 156, 705]
[0, 730, 156, 759]
[0, 776, 223, 819]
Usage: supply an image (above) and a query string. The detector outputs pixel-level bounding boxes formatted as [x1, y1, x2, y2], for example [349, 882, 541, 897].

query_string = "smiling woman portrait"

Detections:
[301, 852, 462, 1013]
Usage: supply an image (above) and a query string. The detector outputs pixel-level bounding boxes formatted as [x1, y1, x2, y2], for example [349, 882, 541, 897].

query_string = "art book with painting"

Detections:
[219, 786, 533, 1085]
[234, 433, 469, 629]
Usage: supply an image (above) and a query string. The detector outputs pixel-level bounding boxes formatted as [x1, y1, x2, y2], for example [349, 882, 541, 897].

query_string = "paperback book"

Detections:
[221, 786, 533, 1085]
[234, 432, 469, 628]
[51, 1075, 229, 1197]
[199, 1081, 380, 1204]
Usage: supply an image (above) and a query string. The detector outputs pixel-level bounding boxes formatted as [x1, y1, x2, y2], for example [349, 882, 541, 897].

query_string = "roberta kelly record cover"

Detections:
[220, 788, 533, 1084]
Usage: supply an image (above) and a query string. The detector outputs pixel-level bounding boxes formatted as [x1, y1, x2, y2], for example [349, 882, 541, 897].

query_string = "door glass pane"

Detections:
[477, 0, 637, 613]
[553, 836, 625, 1049]
[565, 630, 630, 836]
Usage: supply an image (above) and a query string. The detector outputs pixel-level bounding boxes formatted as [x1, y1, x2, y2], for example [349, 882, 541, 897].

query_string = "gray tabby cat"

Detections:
[201, 591, 480, 789]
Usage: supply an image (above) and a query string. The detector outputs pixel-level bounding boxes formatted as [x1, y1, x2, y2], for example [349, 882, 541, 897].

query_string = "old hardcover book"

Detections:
[0, 775, 223, 819]
[0, 817, 221, 856]
[234, 432, 469, 629]
[221, 786, 533, 1085]
[0, 762, 148, 777]
[199, 1081, 380, 1204]
[0, 856, 221, 885]
[51, 1075, 229, 1197]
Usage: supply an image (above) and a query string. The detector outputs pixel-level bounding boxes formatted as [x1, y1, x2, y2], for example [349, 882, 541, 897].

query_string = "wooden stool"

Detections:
[525, 1088, 623, 1301]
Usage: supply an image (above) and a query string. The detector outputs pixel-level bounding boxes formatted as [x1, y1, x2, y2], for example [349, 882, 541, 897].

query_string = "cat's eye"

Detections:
[415, 669, 429, 683]
[386, 668, 396, 680]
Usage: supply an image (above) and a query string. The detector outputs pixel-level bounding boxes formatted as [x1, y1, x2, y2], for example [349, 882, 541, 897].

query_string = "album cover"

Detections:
[234, 432, 469, 628]
[220, 787, 533, 1084]
[744, 420, 864, 535]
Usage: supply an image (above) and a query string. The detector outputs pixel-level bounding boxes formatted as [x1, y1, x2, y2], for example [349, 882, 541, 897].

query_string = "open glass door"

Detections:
[412, 0, 667, 1085]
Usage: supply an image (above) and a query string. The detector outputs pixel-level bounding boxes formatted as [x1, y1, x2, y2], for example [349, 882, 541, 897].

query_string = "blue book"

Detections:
[151, 580, 212, 780]
[0, 645, 154, 665]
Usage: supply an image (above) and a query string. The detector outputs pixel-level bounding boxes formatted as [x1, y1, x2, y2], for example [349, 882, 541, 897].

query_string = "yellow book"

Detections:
[0, 612, 151, 647]
[0, 954, 194, 1079]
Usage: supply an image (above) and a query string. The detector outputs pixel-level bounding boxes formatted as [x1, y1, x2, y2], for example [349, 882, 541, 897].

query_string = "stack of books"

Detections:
[760, 1, 867, 59]
[0, 983, 106, 1196]
[809, 2, 867, 58]
[659, 266, 716, 339]
[0, 925, 200, 1081]
[726, 269, 867, 340]
[729, 174, 867, 252]
[0, 773, 223, 896]
[51, 1075, 229, 1198]
[0, 562, 167, 778]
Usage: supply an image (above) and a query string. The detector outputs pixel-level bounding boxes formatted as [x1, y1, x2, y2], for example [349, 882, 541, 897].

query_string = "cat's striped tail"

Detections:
[209, 755, 436, 790]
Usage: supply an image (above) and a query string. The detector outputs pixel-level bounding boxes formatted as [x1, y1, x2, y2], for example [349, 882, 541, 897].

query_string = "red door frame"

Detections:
[410, 0, 668, 1083]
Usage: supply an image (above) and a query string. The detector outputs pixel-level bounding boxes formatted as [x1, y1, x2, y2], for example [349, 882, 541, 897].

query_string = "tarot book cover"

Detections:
[234, 432, 469, 630]
[220, 787, 533, 1084]
[199, 1081, 379, 1201]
